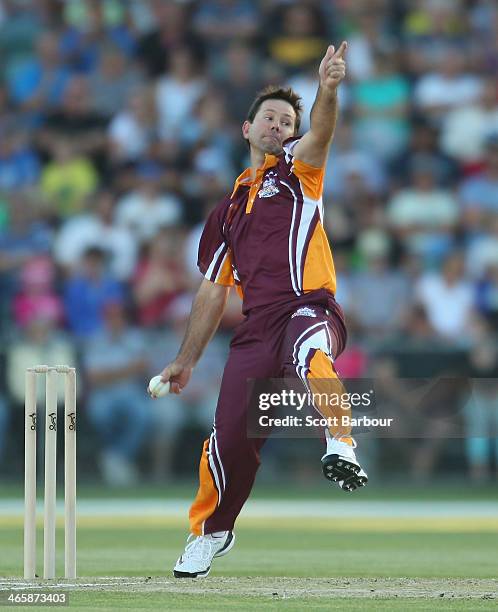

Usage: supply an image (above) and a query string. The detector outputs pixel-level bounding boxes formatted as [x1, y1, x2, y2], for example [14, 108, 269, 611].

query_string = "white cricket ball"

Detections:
[148, 375, 171, 398]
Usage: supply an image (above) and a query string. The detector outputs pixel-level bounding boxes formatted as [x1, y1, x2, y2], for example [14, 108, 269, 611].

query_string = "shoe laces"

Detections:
[184, 534, 214, 563]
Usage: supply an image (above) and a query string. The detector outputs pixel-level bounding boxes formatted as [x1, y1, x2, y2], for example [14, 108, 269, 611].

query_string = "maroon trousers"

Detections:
[189, 290, 347, 535]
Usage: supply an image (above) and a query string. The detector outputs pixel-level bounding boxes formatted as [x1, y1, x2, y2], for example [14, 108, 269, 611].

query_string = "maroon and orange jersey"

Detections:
[198, 137, 337, 314]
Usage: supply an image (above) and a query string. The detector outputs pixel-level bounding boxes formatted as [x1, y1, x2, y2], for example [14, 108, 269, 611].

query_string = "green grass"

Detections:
[2, 526, 498, 579]
[1, 521, 497, 609]
[1, 480, 498, 501]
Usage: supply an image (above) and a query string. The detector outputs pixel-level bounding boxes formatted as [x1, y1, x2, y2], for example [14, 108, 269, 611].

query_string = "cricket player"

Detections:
[157, 41, 368, 578]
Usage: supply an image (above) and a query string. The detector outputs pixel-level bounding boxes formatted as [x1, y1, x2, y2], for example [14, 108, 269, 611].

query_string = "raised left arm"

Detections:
[293, 41, 347, 168]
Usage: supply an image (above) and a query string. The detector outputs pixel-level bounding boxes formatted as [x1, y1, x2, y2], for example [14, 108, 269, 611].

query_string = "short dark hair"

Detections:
[246, 85, 303, 133]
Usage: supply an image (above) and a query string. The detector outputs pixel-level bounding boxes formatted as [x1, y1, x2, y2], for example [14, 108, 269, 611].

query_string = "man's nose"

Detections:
[271, 123, 280, 132]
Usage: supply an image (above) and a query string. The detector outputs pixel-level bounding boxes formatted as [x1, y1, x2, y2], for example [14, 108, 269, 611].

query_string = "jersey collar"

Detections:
[230, 153, 279, 198]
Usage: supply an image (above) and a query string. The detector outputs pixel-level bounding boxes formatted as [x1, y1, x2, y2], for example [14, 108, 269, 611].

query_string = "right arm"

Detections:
[159, 278, 230, 394]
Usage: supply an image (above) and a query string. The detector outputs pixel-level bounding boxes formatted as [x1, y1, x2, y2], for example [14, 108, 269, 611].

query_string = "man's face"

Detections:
[243, 99, 297, 155]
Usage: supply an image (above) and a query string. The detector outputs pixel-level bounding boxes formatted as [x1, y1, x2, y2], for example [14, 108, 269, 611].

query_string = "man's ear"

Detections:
[242, 120, 251, 141]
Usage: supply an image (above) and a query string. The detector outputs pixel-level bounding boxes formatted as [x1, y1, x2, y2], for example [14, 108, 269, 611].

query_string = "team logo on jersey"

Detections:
[292, 307, 317, 319]
[258, 172, 280, 198]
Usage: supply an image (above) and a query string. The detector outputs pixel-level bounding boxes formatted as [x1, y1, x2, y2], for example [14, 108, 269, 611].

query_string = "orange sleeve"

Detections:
[293, 158, 325, 200]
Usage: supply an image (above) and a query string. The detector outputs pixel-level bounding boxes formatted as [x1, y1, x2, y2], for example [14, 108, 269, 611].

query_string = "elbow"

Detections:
[199, 278, 230, 306]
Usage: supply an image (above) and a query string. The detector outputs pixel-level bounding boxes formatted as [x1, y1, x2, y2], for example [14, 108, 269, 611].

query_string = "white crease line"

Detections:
[1, 581, 147, 590]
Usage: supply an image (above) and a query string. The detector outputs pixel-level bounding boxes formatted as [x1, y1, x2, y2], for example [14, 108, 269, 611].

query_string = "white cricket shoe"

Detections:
[173, 531, 235, 578]
[321, 431, 368, 492]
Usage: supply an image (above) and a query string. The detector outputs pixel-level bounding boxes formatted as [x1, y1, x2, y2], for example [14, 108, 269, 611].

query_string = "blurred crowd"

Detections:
[0, 0, 497, 484]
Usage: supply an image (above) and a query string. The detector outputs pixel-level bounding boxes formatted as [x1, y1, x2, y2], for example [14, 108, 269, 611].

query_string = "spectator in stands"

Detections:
[115, 161, 181, 243]
[471, 0, 498, 76]
[351, 51, 410, 160]
[63, 246, 124, 339]
[53, 189, 137, 282]
[192, 0, 258, 60]
[403, 0, 469, 78]
[389, 119, 458, 190]
[324, 120, 386, 200]
[466, 215, 498, 281]
[88, 43, 144, 118]
[155, 45, 207, 141]
[401, 304, 438, 348]
[13, 256, 63, 329]
[83, 300, 151, 486]
[216, 41, 263, 124]
[0, 191, 52, 333]
[6, 31, 70, 112]
[0, 1, 44, 83]
[475, 261, 498, 331]
[132, 227, 187, 327]
[136, 0, 204, 78]
[440, 78, 498, 166]
[6, 314, 76, 405]
[459, 134, 498, 235]
[387, 159, 458, 265]
[345, 8, 394, 82]
[40, 137, 98, 218]
[263, 2, 328, 77]
[349, 229, 411, 338]
[0, 192, 52, 264]
[0, 128, 40, 191]
[415, 251, 475, 344]
[414, 47, 483, 124]
[180, 89, 236, 187]
[59, 0, 136, 74]
[38, 76, 108, 168]
[107, 88, 157, 163]
[404, 0, 467, 41]
[0, 84, 23, 134]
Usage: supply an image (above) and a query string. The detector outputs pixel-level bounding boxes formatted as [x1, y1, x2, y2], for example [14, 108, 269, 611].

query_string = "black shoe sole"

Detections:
[321, 454, 368, 492]
[174, 567, 210, 578]
[173, 532, 235, 578]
